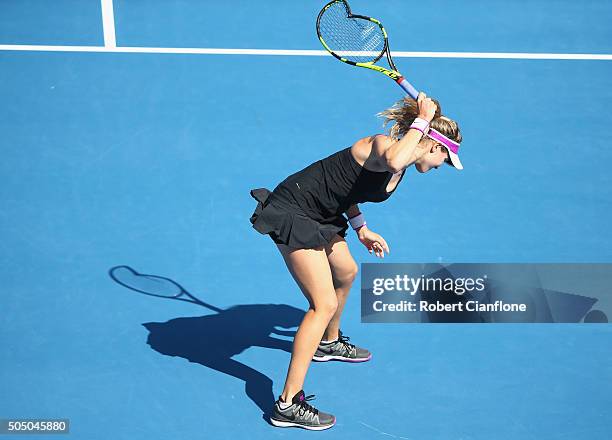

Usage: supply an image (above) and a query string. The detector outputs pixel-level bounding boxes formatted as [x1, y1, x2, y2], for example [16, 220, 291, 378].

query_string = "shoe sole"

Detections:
[312, 353, 372, 362]
[270, 417, 336, 430]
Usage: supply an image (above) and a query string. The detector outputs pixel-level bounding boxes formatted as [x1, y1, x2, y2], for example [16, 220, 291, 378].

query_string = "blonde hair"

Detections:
[377, 97, 462, 145]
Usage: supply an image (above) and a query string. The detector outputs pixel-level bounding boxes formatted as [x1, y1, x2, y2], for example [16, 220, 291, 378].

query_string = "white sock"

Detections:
[321, 334, 340, 344]
[278, 399, 292, 410]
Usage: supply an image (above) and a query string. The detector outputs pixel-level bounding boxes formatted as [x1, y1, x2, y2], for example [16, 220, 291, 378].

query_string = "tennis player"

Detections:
[249, 92, 463, 430]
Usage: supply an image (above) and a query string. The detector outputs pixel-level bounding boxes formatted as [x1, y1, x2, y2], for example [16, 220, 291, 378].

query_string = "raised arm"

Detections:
[373, 93, 438, 173]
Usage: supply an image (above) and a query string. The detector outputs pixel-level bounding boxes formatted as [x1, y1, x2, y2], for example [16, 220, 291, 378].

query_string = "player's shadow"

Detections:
[108, 266, 304, 418]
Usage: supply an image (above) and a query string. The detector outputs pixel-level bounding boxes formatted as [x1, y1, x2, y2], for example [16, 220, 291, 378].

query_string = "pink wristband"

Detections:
[348, 212, 366, 231]
[409, 117, 429, 135]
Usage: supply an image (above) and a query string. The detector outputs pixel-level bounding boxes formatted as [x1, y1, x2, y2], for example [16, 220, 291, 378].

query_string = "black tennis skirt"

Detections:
[249, 188, 349, 249]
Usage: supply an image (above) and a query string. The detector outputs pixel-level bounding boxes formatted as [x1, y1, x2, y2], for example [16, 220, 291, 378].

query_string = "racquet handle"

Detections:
[397, 78, 419, 100]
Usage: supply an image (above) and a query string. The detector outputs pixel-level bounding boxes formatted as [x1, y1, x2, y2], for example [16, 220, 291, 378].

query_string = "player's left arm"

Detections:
[345, 204, 361, 219]
[344, 204, 389, 258]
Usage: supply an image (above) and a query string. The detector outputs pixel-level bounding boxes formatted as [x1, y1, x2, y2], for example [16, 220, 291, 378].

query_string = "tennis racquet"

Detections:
[316, 0, 419, 99]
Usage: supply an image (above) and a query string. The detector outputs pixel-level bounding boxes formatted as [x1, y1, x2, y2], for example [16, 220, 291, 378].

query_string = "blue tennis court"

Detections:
[1, 0, 611, 438]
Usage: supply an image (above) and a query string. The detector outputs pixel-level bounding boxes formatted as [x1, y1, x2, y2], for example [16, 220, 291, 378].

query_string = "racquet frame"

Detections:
[316, 0, 419, 99]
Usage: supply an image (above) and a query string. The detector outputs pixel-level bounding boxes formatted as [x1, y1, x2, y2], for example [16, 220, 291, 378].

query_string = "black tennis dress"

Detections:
[249, 146, 406, 249]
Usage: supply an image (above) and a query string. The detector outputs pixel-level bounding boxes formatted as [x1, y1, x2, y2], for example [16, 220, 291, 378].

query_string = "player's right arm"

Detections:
[373, 92, 438, 173]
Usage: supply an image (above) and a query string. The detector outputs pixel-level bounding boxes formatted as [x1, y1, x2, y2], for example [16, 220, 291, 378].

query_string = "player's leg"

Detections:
[271, 243, 337, 429]
[313, 234, 371, 362]
[322, 234, 358, 342]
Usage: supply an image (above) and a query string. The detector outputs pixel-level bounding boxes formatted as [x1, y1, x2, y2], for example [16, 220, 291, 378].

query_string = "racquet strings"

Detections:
[318, 1, 385, 63]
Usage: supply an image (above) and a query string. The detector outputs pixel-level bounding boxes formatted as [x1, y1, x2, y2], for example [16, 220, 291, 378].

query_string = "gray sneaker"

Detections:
[270, 390, 335, 430]
[313, 330, 372, 362]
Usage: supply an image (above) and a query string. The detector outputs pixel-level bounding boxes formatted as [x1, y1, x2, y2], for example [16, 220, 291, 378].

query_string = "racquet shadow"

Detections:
[108, 265, 304, 419]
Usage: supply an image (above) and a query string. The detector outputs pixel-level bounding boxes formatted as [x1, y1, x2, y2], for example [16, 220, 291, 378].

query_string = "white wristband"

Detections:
[348, 212, 366, 230]
[409, 117, 429, 135]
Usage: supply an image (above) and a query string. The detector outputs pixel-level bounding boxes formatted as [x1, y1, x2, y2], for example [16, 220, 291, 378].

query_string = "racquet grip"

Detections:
[397, 78, 419, 100]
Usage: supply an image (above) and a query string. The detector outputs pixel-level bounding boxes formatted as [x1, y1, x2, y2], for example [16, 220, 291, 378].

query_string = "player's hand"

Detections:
[357, 226, 389, 258]
[417, 92, 437, 122]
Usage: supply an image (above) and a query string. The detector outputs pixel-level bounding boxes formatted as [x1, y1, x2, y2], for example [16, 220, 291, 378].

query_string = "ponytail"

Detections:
[378, 97, 461, 144]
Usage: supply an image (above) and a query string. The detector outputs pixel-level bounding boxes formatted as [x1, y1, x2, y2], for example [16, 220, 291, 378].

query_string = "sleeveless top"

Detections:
[268, 146, 406, 222]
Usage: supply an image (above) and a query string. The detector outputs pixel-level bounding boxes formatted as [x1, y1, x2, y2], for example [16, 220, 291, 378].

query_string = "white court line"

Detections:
[0, 44, 611, 60]
[100, 0, 116, 48]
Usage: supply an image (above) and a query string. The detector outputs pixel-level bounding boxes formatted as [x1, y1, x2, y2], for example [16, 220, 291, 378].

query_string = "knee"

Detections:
[313, 296, 338, 317]
[334, 263, 359, 288]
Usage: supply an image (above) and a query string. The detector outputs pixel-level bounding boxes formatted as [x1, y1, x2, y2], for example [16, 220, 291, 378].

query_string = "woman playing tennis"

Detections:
[249, 92, 463, 430]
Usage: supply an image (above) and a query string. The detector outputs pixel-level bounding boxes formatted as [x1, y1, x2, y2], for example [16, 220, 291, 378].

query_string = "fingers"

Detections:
[417, 92, 437, 122]
[369, 241, 388, 258]
[380, 238, 390, 254]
